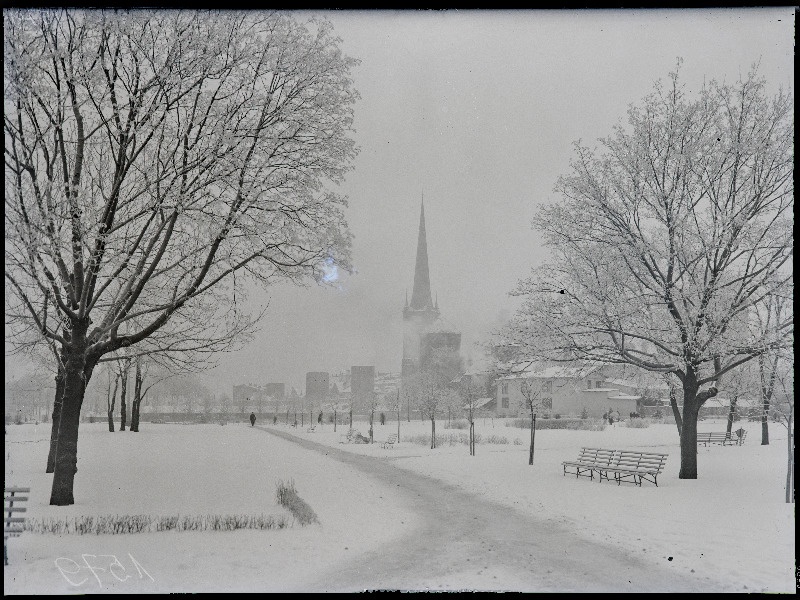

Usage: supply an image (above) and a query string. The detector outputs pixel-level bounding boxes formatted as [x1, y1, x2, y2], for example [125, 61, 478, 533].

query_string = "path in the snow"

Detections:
[260, 426, 728, 593]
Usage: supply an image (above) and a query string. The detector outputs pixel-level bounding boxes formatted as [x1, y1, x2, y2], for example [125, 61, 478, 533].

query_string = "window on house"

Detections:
[596, 380, 604, 389]
[501, 382, 509, 394]
[502, 398, 509, 409]
[542, 380, 552, 393]
[543, 398, 553, 410]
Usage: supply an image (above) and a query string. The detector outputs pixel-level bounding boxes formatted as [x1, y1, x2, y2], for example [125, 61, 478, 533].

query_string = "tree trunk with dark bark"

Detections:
[430, 415, 436, 449]
[50, 321, 97, 506]
[529, 411, 536, 466]
[131, 360, 143, 432]
[46, 363, 65, 473]
[107, 373, 119, 432]
[678, 374, 718, 479]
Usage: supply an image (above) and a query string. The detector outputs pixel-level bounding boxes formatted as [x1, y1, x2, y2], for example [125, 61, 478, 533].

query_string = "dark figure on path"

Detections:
[273, 415, 277, 425]
[317, 412, 322, 425]
[249, 412, 256, 427]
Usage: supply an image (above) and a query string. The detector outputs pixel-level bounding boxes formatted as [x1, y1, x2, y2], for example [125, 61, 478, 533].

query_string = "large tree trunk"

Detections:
[761, 402, 770, 445]
[50, 323, 96, 506]
[46, 363, 65, 473]
[678, 382, 700, 480]
[678, 375, 718, 479]
[430, 415, 436, 449]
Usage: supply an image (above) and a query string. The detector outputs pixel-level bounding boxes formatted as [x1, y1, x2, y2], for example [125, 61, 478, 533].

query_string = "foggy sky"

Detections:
[5, 8, 795, 395]
[203, 8, 795, 394]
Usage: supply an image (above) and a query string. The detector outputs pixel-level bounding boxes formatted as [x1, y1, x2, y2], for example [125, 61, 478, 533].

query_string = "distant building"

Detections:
[494, 363, 642, 418]
[232, 382, 286, 414]
[420, 331, 461, 370]
[351, 366, 375, 413]
[305, 372, 330, 410]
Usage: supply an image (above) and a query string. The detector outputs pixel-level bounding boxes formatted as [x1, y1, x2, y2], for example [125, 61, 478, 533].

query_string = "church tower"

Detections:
[402, 199, 440, 378]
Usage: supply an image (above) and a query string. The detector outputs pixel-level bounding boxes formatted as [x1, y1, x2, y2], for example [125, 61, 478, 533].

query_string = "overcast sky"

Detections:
[196, 7, 795, 394]
[5, 8, 795, 395]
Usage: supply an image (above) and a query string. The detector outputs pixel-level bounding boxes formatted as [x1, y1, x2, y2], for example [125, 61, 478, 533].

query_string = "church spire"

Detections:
[409, 197, 433, 310]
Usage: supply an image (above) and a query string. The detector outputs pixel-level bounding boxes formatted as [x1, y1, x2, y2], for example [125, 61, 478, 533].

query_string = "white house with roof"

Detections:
[494, 363, 642, 418]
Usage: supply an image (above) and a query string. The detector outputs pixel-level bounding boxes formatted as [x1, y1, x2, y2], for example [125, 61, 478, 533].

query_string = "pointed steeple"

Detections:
[409, 197, 433, 310]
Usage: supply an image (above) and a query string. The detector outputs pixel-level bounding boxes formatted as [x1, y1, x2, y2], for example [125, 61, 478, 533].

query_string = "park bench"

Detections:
[307, 426, 316, 433]
[562, 447, 617, 481]
[381, 434, 398, 449]
[597, 450, 669, 487]
[562, 448, 668, 486]
[697, 429, 747, 447]
[4, 487, 29, 566]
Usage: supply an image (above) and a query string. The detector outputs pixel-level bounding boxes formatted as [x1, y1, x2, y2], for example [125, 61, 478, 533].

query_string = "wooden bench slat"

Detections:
[3, 488, 30, 493]
[4, 496, 29, 503]
[4, 507, 26, 513]
[4, 517, 25, 523]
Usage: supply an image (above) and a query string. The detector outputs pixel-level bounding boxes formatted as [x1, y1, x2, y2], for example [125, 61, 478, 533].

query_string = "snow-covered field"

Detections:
[4, 416, 794, 593]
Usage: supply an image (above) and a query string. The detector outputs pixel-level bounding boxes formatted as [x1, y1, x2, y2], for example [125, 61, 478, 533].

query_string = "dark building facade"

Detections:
[305, 372, 330, 407]
[420, 331, 462, 370]
[351, 365, 376, 412]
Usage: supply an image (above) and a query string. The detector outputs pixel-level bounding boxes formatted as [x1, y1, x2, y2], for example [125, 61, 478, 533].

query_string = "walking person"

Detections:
[249, 412, 256, 427]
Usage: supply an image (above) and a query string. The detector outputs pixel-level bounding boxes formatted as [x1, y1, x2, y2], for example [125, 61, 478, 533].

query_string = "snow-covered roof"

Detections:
[501, 364, 603, 380]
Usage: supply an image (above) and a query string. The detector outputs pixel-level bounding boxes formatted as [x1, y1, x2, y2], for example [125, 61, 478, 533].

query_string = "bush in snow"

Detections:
[276, 479, 319, 526]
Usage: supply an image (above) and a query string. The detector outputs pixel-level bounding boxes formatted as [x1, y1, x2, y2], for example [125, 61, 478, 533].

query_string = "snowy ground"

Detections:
[4, 416, 795, 593]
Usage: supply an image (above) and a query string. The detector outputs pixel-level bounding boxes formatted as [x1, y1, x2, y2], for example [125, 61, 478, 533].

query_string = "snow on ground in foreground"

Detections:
[4, 417, 794, 593]
[4, 422, 420, 594]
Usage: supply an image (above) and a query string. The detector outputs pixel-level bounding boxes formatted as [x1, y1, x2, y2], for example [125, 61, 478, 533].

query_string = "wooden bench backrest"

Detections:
[387, 434, 397, 442]
[578, 447, 616, 466]
[4, 488, 29, 536]
[612, 451, 667, 473]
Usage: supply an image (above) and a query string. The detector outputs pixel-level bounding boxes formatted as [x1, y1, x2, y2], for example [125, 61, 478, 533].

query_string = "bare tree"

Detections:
[754, 294, 791, 445]
[407, 348, 463, 450]
[500, 63, 793, 479]
[4, 10, 359, 504]
[771, 355, 794, 503]
[519, 378, 548, 466]
[458, 373, 483, 457]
